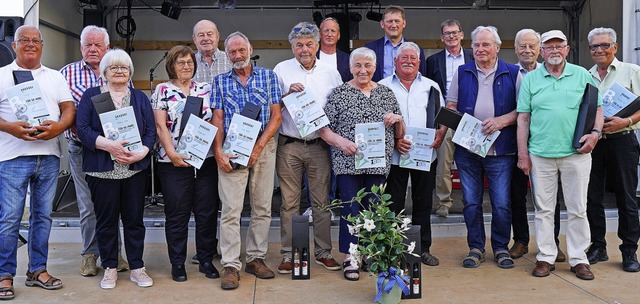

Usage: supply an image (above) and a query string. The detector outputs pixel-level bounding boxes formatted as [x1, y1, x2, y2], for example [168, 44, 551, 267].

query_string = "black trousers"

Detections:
[387, 163, 436, 252]
[587, 133, 640, 252]
[86, 171, 147, 270]
[510, 166, 561, 246]
[157, 157, 220, 265]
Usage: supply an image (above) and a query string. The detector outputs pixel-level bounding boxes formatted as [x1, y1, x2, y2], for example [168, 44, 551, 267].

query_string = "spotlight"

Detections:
[313, 11, 323, 27]
[366, 11, 383, 22]
[161, 1, 181, 20]
[349, 12, 362, 23]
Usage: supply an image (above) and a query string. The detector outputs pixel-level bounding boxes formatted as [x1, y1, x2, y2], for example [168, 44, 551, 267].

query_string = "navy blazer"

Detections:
[425, 48, 473, 98]
[364, 36, 427, 82]
[316, 49, 353, 83]
[76, 86, 156, 173]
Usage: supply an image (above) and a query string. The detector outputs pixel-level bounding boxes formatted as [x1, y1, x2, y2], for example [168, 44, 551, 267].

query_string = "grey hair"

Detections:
[440, 19, 462, 33]
[80, 25, 109, 47]
[99, 49, 134, 80]
[288, 22, 320, 44]
[471, 26, 502, 46]
[14, 25, 40, 39]
[224, 31, 251, 50]
[394, 42, 421, 60]
[588, 27, 617, 44]
[320, 17, 340, 31]
[514, 29, 540, 45]
[349, 47, 376, 67]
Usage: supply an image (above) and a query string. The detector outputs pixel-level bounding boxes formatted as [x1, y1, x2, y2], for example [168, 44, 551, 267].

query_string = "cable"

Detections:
[24, 0, 39, 19]
[115, 15, 136, 38]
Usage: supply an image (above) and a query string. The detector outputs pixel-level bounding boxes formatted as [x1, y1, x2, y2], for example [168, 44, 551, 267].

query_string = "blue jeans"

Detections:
[455, 149, 513, 252]
[0, 155, 59, 276]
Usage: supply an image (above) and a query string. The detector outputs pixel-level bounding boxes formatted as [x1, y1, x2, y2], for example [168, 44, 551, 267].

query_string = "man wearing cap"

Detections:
[586, 27, 640, 272]
[517, 30, 603, 280]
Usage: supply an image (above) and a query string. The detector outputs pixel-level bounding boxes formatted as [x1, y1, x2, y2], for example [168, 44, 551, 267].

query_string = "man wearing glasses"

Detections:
[517, 30, 603, 280]
[364, 5, 426, 82]
[585, 27, 640, 272]
[0, 25, 75, 299]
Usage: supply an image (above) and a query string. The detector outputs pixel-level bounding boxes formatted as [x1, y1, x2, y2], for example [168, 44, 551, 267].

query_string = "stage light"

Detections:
[161, 1, 181, 20]
[366, 11, 383, 22]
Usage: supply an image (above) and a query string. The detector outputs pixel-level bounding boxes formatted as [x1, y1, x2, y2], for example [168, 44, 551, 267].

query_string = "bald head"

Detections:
[15, 25, 41, 40]
[192, 20, 220, 57]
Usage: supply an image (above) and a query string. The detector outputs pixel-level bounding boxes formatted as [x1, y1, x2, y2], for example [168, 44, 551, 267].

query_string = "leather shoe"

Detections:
[622, 251, 640, 272]
[586, 247, 608, 264]
[556, 247, 566, 262]
[571, 263, 594, 280]
[199, 262, 220, 279]
[221, 267, 239, 290]
[508, 243, 528, 259]
[532, 261, 555, 277]
[245, 259, 275, 279]
[171, 264, 187, 282]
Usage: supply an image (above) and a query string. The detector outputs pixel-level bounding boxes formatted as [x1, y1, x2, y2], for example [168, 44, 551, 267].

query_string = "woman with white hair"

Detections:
[320, 47, 405, 281]
[76, 49, 156, 289]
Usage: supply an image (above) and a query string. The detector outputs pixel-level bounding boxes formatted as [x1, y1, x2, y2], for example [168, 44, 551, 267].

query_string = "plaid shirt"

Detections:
[193, 50, 233, 84]
[211, 66, 282, 133]
[59, 60, 103, 141]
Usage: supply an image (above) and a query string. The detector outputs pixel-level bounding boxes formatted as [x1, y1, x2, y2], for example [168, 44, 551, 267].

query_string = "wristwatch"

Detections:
[591, 129, 602, 140]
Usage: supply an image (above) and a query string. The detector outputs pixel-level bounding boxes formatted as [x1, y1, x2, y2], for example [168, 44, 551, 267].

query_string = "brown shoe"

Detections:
[508, 243, 529, 259]
[315, 255, 341, 271]
[532, 261, 555, 277]
[221, 267, 240, 290]
[556, 247, 567, 262]
[277, 258, 292, 274]
[571, 263, 594, 280]
[245, 259, 275, 279]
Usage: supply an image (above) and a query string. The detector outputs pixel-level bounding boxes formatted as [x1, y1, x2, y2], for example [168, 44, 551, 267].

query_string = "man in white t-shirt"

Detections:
[316, 17, 352, 83]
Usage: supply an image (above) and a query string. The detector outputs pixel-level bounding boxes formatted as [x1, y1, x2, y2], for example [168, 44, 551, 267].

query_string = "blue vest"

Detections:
[456, 59, 519, 155]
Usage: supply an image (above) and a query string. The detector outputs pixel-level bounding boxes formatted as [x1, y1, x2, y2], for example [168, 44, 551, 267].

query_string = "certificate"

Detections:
[602, 82, 640, 118]
[452, 113, 500, 158]
[222, 113, 261, 167]
[4, 80, 51, 126]
[176, 114, 218, 169]
[282, 90, 329, 137]
[99, 106, 143, 158]
[354, 122, 386, 169]
[399, 126, 435, 171]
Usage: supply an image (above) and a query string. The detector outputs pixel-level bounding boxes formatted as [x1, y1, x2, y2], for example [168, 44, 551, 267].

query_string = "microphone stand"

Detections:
[145, 51, 168, 208]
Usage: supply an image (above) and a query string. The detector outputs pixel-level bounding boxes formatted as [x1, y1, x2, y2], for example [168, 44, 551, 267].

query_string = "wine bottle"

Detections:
[301, 248, 309, 276]
[293, 248, 301, 276]
[412, 262, 420, 294]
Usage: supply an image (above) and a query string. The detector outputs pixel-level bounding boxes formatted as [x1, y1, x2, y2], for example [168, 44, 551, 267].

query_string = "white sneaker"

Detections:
[100, 268, 117, 289]
[130, 267, 153, 287]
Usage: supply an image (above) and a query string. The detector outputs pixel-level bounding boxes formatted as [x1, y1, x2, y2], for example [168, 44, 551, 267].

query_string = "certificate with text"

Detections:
[282, 90, 329, 137]
[99, 106, 143, 158]
[354, 122, 386, 169]
[176, 114, 218, 169]
[222, 113, 261, 167]
[399, 126, 435, 171]
[4, 80, 51, 126]
[602, 82, 639, 117]
[452, 113, 499, 158]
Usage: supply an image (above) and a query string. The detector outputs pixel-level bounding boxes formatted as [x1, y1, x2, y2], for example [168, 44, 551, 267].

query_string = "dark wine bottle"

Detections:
[301, 248, 309, 276]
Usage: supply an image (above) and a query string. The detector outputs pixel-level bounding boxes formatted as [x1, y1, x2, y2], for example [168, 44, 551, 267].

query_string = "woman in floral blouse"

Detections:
[320, 47, 405, 281]
[151, 45, 220, 282]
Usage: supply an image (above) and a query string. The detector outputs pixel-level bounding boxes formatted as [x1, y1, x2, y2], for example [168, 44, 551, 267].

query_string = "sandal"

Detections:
[494, 250, 515, 269]
[462, 248, 486, 268]
[342, 260, 360, 281]
[25, 269, 63, 290]
[0, 276, 15, 300]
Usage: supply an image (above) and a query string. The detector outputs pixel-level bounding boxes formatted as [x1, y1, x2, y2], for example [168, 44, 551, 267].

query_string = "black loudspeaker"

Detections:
[0, 17, 23, 68]
[83, 9, 104, 27]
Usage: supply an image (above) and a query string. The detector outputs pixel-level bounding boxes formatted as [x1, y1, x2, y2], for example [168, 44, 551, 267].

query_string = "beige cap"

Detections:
[540, 30, 567, 43]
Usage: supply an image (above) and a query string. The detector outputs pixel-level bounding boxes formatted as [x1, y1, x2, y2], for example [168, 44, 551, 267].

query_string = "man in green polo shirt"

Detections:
[516, 30, 603, 281]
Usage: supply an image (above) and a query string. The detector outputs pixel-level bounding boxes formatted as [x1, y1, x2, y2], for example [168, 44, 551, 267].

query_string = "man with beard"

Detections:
[273, 22, 342, 275]
[211, 32, 282, 290]
[517, 30, 603, 280]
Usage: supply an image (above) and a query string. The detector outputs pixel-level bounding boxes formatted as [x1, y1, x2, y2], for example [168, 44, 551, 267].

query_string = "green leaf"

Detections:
[381, 193, 392, 201]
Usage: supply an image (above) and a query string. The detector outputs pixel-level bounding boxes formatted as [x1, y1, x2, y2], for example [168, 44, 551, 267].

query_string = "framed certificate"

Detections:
[354, 122, 386, 169]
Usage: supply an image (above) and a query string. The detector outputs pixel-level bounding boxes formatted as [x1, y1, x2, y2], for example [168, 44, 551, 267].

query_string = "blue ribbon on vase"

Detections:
[373, 266, 410, 302]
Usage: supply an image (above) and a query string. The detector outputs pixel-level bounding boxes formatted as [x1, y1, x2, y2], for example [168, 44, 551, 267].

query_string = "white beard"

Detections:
[547, 56, 563, 65]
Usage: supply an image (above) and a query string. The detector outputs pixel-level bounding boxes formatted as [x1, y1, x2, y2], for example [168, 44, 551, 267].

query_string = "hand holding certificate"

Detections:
[399, 126, 435, 171]
[452, 113, 500, 158]
[602, 82, 640, 118]
[282, 90, 329, 137]
[354, 122, 386, 169]
[176, 114, 218, 169]
[99, 106, 143, 159]
[222, 113, 261, 167]
[4, 80, 52, 129]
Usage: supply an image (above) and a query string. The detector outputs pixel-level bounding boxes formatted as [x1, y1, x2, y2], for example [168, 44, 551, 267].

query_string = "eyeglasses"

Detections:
[293, 25, 316, 34]
[175, 60, 195, 67]
[441, 30, 461, 37]
[541, 45, 567, 52]
[588, 42, 614, 51]
[109, 66, 130, 73]
[16, 38, 43, 46]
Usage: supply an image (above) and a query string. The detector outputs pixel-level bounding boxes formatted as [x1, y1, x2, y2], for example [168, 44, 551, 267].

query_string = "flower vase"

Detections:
[374, 278, 402, 304]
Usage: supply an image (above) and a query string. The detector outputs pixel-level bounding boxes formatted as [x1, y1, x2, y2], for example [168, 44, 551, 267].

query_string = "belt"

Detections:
[602, 130, 634, 140]
[281, 134, 322, 145]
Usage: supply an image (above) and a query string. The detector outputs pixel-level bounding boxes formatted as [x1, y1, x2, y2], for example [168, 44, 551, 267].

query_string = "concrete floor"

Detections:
[7, 232, 639, 304]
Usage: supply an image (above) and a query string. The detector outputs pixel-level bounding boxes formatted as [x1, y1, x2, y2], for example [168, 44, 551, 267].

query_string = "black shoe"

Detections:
[199, 262, 220, 279]
[586, 247, 608, 264]
[171, 264, 187, 282]
[622, 251, 640, 272]
[191, 254, 199, 264]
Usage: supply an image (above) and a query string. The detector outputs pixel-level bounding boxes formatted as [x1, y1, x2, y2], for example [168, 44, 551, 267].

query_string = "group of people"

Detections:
[0, 3, 638, 300]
